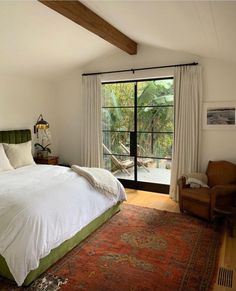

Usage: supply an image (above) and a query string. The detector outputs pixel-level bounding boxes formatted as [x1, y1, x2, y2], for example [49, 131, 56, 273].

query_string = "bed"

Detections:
[0, 129, 126, 286]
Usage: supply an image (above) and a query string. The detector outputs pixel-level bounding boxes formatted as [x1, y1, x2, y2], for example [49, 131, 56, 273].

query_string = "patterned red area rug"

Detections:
[0, 204, 222, 291]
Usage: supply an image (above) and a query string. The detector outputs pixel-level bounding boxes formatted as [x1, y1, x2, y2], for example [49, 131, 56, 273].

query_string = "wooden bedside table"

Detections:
[34, 156, 59, 165]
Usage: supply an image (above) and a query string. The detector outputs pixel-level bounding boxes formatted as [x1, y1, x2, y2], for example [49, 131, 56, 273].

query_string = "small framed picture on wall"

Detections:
[203, 101, 236, 129]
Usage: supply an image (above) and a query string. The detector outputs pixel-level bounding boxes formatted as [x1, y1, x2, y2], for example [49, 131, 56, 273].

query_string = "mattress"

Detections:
[0, 164, 126, 286]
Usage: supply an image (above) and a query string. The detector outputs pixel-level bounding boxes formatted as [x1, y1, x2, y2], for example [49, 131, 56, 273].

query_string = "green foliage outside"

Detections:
[102, 80, 174, 171]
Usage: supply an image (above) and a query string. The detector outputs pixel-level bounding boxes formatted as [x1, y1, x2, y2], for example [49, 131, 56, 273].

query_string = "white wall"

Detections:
[201, 58, 236, 170]
[56, 69, 83, 165]
[0, 74, 58, 154]
[83, 45, 199, 80]
[56, 44, 236, 172]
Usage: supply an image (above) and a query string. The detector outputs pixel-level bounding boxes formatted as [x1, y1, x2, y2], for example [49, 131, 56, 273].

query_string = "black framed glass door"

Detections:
[102, 78, 174, 194]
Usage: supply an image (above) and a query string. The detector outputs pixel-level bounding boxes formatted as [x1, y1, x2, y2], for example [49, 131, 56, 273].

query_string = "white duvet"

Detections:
[0, 165, 126, 286]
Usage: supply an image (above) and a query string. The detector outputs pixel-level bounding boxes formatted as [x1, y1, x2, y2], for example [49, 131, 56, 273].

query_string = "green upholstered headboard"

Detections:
[0, 129, 31, 144]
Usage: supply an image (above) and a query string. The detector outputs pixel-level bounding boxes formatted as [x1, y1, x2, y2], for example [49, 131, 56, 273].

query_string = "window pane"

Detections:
[102, 78, 174, 186]
[137, 133, 173, 158]
[137, 158, 171, 185]
[103, 131, 130, 155]
[137, 79, 173, 106]
[103, 154, 134, 181]
[102, 82, 134, 107]
[137, 107, 174, 132]
[102, 108, 134, 131]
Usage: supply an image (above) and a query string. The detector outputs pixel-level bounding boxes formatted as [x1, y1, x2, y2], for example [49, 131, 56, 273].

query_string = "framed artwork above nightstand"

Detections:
[34, 156, 59, 165]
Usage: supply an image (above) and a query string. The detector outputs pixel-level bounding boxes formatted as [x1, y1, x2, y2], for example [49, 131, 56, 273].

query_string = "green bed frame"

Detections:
[0, 129, 121, 286]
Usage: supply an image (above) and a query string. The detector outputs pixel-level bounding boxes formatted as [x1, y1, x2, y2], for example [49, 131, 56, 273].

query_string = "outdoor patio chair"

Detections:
[103, 144, 134, 175]
[119, 142, 153, 172]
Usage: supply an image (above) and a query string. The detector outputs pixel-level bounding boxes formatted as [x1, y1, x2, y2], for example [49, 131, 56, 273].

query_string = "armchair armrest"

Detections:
[177, 176, 190, 189]
[210, 184, 236, 216]
[211, 184, 236, 197]
[177, 176, 190, 213]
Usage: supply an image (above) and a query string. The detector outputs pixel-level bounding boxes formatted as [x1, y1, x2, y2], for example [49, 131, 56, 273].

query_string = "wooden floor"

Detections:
[125, 188, 179, 212]
[125, 189, 236, 291]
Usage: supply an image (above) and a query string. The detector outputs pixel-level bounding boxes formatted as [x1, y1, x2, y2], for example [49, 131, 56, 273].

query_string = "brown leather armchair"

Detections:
[178, 161, 236, 221]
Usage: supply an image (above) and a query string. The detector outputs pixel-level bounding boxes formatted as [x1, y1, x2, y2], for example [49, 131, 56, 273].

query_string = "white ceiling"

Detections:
[83, 0, 236, 64]
[0, 1, 114, 79]
[0, 1, 236, 79]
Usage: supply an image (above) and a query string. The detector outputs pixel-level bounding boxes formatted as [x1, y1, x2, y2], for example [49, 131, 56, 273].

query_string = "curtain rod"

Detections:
[82, 62, 198, 76]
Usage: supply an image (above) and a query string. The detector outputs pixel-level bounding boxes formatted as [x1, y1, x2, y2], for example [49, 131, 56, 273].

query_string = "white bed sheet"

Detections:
[0, 165, 126, 286]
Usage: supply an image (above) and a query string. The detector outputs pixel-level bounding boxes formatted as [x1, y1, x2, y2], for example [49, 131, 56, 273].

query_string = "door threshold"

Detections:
[119, 179, 169, 194]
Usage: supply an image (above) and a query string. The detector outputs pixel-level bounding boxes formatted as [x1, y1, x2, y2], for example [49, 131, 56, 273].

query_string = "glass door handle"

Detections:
[130, 131, 137, 157]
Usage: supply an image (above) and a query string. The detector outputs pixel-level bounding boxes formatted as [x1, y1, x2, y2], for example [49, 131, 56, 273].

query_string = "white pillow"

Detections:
[3, 141, 35, 169]
[0, 144, 14, 171]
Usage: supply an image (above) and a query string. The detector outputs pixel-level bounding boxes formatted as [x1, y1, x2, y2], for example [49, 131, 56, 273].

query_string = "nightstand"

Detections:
[34, 156, 59, 165]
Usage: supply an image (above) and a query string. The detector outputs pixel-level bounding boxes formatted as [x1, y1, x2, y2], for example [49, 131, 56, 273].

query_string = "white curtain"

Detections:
[170, 66, 202, 201]
[81, 75, 102, 167]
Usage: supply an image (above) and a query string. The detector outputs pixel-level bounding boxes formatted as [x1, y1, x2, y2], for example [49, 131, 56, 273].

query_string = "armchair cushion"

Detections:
[206, 160, 236, 187]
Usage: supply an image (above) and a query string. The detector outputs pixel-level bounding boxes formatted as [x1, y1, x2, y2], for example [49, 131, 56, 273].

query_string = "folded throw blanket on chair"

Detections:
[71, 165, 125, 199]
[183, 172, 209, 188]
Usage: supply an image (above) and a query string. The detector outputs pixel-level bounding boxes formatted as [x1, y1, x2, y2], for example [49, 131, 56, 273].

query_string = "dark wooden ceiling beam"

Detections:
[39, 0, 137, 55]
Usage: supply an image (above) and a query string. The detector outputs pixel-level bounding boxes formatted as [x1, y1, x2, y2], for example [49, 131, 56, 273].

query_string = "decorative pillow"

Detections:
[3, 141, 35, 169]
[0, 144, 14, 171]
[184, 172, 209, 188]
